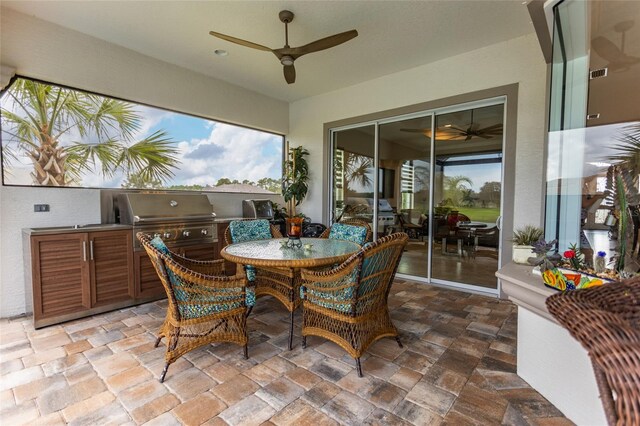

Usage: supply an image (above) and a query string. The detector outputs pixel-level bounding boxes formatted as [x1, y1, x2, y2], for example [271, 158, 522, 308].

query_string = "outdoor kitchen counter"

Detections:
[23, 223, 132, 235]
[497, 262, 606, 425]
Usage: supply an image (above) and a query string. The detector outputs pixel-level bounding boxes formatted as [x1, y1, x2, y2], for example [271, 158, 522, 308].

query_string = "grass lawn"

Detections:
[456, 207, 500, 223]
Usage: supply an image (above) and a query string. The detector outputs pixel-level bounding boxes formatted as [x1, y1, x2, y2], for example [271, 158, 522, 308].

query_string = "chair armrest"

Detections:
[318, 228, 331, 239]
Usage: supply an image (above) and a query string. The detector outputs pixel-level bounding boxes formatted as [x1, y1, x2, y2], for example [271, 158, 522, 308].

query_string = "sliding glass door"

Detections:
[329, 99, 505, 293]
[431, 104, 504, 290]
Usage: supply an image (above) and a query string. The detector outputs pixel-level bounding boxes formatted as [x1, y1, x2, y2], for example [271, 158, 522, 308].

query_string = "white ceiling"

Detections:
[3, 0, 534, 102]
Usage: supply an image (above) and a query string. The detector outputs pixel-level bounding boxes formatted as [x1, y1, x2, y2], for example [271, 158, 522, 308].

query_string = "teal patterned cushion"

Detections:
[230, 220, 271, 283]
[174, 284, 255, 319]
[328, 223, 367, 245]
[149, 236, 253, 319]
[150, 236, 171, 255]
[302, 267, 359, 314]
[229, 220, 272, 243]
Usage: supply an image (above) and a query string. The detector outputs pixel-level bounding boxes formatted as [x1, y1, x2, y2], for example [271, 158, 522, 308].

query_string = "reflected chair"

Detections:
[319, 218, 372, 245]
[224, 219, 300, 350]
[546, 277, 640, 425]
[398, 210, 426, 241]
[300, 232, 409, 377]
[138, 232, 251, 382]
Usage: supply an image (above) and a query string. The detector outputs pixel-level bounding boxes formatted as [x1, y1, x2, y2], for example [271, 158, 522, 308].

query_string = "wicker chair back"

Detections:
[319, 218, 373, 244]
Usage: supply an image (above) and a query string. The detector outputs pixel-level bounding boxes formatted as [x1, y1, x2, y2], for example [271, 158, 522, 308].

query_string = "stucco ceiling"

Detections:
[3, 1, 534, 102]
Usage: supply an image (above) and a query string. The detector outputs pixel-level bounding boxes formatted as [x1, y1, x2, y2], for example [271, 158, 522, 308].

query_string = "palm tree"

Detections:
[344, 153, 373, 191]
[443, 175, 473, 206]
[1, 78, 179, 187]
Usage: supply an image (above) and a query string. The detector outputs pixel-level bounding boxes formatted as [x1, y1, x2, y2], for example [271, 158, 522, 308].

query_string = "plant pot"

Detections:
[513, 245, 534, 264]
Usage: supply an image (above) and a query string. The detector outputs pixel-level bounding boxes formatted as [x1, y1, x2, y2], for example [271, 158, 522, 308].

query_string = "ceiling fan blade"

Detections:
[292, 30, 358, 57]
[209, 31, 273, 52]
[445, 125, 467, 133]
[284, 64, 296, 84]
[477, 134, 493, 139]
[478, 124, 503, 133]
[465, 134, 472, 141]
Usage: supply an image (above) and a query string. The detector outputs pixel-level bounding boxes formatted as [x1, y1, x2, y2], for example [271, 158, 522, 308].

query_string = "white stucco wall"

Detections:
[288, 33, 547, 232]
[0, 9, 289, 317]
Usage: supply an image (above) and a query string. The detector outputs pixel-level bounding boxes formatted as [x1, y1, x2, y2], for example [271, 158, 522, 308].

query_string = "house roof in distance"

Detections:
[207, 183, 275, 194]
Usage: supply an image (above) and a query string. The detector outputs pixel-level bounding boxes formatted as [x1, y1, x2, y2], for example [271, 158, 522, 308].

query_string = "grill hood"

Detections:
[118, 193, 216, 224]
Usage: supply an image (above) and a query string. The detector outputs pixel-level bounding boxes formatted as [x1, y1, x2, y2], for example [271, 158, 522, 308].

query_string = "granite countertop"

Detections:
[23, 223, 133, 235]
[496, 262, 557, 323]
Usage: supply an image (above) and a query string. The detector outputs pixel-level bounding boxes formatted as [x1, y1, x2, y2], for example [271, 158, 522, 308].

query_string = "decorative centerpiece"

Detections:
[534, 243, 619, 291]
[286, 216, 303, 248]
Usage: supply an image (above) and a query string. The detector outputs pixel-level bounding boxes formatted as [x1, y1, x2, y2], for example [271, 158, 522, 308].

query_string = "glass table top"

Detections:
[221, 238, 361, 267]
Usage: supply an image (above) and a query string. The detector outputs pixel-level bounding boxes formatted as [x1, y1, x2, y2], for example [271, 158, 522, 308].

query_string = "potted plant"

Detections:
[282, 144, 309, 238]
[512, 225, 544, 264]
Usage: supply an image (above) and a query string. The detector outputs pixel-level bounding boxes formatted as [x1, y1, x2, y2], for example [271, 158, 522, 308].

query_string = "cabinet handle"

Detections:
[90, 240, 94, 261]
[82, 241, 87, 262]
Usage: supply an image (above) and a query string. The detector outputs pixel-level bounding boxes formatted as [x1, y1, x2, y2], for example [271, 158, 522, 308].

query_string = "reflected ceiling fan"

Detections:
[401, 110, 503, 141]
[209, 10, 358, 84]
[592, 21, 640, 72]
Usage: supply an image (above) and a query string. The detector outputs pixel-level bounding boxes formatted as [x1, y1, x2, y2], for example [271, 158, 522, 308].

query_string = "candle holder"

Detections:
[286, 217, 303, 248]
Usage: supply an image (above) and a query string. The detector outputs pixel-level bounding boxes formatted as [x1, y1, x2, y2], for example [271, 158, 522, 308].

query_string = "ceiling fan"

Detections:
[401, 110, 503, 141]
[209, 10, 358, 84]
[592, 20, 640, 72]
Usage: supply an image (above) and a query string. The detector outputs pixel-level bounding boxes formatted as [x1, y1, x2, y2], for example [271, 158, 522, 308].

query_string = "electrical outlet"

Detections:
[34, 204, 50, 212]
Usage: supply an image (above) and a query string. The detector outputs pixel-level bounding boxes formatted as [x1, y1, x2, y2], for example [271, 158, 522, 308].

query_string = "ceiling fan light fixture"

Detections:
[281, 55, 294, 66]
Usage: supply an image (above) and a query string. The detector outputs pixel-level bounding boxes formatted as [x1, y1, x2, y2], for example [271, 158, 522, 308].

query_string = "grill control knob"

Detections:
[153, 233, 161, 239]
[163, 232, 171, 239]
[201, 229, 208, 236]
[182, 230, 190, 237]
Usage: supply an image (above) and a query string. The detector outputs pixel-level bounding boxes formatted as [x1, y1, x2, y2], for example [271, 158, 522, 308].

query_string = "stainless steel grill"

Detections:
[117, 193, 217, 251]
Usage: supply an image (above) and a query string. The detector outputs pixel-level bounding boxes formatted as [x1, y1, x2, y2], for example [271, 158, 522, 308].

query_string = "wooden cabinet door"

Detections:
[31, 233, 90, 320]
[89, 230, 134, 307]
[134, 251, 166, 299]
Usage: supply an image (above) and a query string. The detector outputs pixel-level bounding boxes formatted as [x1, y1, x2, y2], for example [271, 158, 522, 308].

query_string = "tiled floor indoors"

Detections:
[0, 279, 572, 426]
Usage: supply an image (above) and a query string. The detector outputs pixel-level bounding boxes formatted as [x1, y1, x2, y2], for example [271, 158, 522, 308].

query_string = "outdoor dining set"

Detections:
[137, 218, 409, 383]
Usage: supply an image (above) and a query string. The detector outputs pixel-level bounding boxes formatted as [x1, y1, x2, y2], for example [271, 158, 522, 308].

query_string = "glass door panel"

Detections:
[331, 125, 376, 228]
[431, 104, 504, 289]
[379, 116, 432, 277]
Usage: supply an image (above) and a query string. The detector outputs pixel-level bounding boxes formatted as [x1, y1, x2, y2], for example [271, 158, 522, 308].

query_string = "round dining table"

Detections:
[220, 237, 361, 268]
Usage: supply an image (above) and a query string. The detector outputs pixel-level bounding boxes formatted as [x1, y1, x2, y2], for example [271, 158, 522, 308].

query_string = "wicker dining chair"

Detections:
[546, 277, 640, 425]
[319, 218, 373, 245]
[300, 232, 409, 377]
[224, 219, 300, 350]
[137, 232, 252, 382]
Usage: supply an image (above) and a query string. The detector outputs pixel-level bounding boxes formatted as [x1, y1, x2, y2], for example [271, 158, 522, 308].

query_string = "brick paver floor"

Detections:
[0, 279, 573, 425]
